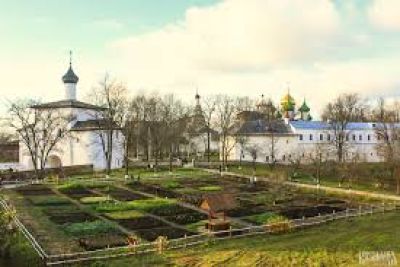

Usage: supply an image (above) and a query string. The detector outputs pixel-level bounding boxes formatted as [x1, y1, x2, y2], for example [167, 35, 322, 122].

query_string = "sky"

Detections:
[1, 0, 400, 117]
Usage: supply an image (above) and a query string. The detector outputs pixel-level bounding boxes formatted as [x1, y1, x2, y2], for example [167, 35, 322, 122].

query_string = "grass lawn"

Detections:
[66, 210, 400, 267]
[226, 163, 400, 196]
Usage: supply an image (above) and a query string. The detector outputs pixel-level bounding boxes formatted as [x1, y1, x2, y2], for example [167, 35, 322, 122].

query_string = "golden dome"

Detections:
[280, 93, 295, 105]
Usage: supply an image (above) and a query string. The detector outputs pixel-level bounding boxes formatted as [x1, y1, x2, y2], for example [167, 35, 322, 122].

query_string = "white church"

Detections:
[19, 58, 124, 171]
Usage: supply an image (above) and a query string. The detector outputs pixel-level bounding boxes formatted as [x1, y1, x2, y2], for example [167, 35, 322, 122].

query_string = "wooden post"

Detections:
[229, 226, 232, 238]
[184, 234, 187, 248]
[358, 205, 362, 215]
[346, 208, 349, 219]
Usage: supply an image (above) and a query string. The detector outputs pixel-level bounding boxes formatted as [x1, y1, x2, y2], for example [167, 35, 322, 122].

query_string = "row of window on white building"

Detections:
[298, 133, 382, 142]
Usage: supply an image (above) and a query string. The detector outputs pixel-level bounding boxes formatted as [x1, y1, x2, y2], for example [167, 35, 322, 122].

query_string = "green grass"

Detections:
[245, 212, 288, 225]
[80, 196, 111, 204]
[95, 198, 176, 213]
[70, 211, 400, 266]
[198, 186, 222, 192]
[95, 201, 137, 213]
[104, 210, 144, 220]
[64, 220, 119, 237]
[162, 181, 182, 189]
[57, 182, 86, 192]
[128, 198, 177, 211]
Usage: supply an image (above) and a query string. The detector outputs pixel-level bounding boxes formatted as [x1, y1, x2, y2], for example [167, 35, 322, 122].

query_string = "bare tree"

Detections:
[89, 74, 127, 175]
[214, 95, 241, 168]
[307, 143, 329, 185]
[160, 94, 188, 172]
[202, 95, 217, 162]
[7, 99, 72, 179]
[244, 143, 261, 176]
[373, 98, 400, 194]
[321, 93, 365, 162]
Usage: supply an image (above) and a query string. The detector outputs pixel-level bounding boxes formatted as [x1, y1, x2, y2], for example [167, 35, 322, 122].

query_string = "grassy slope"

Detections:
[76, 211, 400, 267]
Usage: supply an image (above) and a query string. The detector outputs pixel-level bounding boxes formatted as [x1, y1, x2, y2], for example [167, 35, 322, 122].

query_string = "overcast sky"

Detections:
[1, 0, 400, 117]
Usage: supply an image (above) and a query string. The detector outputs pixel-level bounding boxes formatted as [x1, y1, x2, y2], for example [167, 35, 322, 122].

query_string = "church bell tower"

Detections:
[62, 51, 79, 100]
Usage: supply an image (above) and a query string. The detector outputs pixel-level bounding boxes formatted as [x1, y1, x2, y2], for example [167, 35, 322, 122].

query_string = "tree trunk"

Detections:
[207, 130, 211, 163]
[124, 134, 129, 177]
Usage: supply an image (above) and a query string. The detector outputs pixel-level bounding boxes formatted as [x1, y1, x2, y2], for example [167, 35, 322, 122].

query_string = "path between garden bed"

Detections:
[51, 189, 134, 236]
[115, 184, 254, 228]
[201, 168, 400, 202]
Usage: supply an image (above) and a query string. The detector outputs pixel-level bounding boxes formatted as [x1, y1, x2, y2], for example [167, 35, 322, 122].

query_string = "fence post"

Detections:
[184, 234, 187, 249]
[358, 205, 361, 215]
[346, 208, 349, 219]
[229, 226, 232, 238]
[383, 202, 385, 214]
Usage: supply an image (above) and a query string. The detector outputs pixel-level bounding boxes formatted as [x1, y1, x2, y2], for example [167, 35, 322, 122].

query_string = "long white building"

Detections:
[226, 93, 382, 164]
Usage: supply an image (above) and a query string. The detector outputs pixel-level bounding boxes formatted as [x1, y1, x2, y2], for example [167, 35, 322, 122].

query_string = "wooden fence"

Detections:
[0, 196, 398, 266]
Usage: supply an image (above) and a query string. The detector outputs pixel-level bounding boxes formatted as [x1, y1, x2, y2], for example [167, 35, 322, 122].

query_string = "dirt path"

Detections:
[201, 168, 400, 202]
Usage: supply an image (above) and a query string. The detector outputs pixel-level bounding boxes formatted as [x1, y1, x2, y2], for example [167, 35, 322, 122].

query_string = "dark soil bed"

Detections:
[163, 212, 207, 225]
[148, 205, 197, 216]
[108, 188, 148, 201]
[279, 205, 345, 219]
[128, 182, 181, 199]
[63, 188, 99, 199]
[115, 216, 167, 230]
[77, 234, 128, 250]
[15, 185, 55, 196]
[47, 212, 97, 225]
[135, 227, 195, 241]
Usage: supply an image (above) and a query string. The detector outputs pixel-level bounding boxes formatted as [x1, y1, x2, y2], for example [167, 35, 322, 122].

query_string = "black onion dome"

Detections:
[62, 66, 79, 84]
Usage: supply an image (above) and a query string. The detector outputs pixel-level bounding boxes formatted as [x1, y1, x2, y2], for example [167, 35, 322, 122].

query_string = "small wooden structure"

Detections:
[200, 194, 237, 231]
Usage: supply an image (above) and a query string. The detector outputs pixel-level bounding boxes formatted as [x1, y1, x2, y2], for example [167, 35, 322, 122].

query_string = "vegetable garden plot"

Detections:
[114, 216, 168, 230]
[78, 234, 128, 251]
[279, 205, 346, 219]
[135, 227, 196, 241]
[15, 185, 55, 196]
[46, 211, 97, 225]
[62, 188, 100, 200]
[163, 212, 207, 225]
[107, 188, 149, 201]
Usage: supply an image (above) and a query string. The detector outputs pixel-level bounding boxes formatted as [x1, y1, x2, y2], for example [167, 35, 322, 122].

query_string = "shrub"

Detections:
[246, 212, 288, 225]
[198, 186, 222, 192]
[64, 220, 118, 236]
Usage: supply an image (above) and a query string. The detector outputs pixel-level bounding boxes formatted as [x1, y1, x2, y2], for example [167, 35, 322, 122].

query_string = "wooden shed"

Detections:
[200, 194, 237, 231]
[200, 194, 237, 213]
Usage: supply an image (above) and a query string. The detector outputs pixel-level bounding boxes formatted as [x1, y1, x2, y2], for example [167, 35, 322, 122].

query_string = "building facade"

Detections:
[19, 59, 124, 171]
[226, 92, 383, 164]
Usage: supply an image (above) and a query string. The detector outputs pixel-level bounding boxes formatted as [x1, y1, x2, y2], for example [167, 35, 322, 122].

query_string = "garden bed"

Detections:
[78, 234, 128, 250]
[115, 216, 168, 230]
[107, 188, 149, 201]
[15, 185, 55, 196]
[135, 227, 196, 241]
[279, 205, 346, 219]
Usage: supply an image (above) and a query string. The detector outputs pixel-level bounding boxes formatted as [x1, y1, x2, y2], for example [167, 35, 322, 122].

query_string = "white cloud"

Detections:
[368, 0, 400, 31]
[112, 0, 340, 73]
